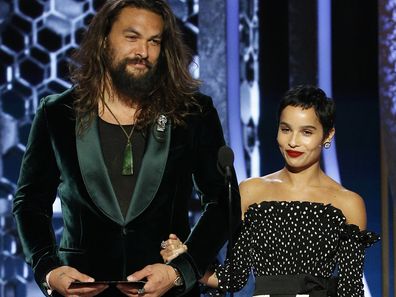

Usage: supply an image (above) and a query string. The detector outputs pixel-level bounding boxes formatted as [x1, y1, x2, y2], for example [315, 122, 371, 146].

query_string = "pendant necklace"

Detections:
[103, 101, 135, 176]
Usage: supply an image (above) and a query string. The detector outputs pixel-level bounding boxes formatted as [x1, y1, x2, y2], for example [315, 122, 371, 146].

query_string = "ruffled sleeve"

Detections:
[335, 223, 380, 297]
[213, 208, 256, 293]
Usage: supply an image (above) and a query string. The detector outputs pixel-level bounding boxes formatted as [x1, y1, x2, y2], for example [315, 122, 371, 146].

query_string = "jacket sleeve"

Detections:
[168, 95, 242, 293]
[12, 97, 62, 295]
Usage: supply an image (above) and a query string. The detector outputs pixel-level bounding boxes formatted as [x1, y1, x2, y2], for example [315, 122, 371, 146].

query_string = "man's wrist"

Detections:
[169, 265, 184, 287]
[167, 254, 196, 292]
[43, 270, 53, 295]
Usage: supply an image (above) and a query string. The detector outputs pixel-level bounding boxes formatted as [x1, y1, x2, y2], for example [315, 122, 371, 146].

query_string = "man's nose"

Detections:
[135, 42, 148, 59]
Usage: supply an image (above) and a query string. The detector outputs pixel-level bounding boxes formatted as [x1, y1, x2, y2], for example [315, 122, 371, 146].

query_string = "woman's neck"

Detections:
[281, 162, 325, 189]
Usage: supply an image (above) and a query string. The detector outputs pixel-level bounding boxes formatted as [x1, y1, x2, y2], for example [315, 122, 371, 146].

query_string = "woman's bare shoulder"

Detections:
[239, 172, 282, 196]
[333, 187, 367, 230]
[239, 171, 283, 214]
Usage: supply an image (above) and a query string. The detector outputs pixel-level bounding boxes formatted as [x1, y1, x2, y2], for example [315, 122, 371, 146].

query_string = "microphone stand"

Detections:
[217, 146, 236, 297]
[225, 167, 234, 297]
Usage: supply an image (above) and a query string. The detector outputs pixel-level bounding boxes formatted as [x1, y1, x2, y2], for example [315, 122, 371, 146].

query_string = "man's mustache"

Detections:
[125, 57, 153, 68]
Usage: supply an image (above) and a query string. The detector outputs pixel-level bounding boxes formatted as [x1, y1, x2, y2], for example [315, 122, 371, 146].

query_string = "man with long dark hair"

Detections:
[12, 1, 241, 296]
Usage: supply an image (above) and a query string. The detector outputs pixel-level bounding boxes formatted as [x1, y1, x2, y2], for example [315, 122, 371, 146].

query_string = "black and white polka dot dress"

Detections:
[215, 201, 379, 297]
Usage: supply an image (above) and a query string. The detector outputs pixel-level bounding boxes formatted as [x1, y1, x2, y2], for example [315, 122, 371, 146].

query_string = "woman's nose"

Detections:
[288, 133, 300, 147]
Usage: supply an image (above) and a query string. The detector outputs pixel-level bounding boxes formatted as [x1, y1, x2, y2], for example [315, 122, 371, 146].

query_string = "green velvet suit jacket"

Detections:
[12, 88, 241, 296]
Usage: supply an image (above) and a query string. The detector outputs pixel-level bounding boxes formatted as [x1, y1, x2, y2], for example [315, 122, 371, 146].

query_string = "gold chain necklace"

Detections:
[103, 101, 135, 176]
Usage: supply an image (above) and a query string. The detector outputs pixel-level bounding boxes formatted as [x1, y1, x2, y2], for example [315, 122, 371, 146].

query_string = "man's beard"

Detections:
[105, 52, 160, 106]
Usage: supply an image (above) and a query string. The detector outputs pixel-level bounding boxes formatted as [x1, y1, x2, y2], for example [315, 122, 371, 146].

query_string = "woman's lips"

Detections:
[286, 150, 304, 158]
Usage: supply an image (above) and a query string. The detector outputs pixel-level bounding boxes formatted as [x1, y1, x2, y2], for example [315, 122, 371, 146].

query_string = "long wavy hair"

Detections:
[70, 0, 201, 133]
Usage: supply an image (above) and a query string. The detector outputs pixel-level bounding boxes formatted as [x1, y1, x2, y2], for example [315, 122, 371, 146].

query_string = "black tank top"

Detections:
[98, 117, 146, 218]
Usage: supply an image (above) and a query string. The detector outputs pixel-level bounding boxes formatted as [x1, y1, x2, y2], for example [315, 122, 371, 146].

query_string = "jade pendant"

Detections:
[122, 140, 133, 175]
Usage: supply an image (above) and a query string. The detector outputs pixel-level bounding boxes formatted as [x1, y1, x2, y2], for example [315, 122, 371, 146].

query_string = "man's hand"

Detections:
[117, 264, 177, 297]
[47, 266, 108, 297]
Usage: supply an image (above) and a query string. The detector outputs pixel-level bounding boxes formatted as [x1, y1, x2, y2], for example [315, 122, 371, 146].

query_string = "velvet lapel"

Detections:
[124, 120, 171, 224]
[76, 117, 124, 225]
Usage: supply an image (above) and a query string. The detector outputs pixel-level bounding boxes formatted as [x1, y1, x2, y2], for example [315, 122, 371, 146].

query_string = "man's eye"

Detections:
[149, 39, 161, 45]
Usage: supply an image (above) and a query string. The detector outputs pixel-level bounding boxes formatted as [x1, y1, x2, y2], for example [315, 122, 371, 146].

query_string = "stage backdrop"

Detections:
[0, 0, 385, 296]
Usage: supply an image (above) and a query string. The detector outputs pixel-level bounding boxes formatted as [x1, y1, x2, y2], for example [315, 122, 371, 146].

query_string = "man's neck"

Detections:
[99, 91, 139, 125]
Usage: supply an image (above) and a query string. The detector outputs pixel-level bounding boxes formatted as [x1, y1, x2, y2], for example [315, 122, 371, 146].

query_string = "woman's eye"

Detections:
[303, 130, 313, 136]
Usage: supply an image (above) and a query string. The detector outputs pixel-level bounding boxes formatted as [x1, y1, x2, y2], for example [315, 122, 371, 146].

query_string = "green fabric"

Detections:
[76, 116, 124, 225]
[125, 120, 171, 223]
[76, 113, 172, 226]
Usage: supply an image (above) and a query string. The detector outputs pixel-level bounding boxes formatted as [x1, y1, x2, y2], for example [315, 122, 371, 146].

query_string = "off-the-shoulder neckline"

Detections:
[245, 200, 376, 236]
[247, 200, 346, 221]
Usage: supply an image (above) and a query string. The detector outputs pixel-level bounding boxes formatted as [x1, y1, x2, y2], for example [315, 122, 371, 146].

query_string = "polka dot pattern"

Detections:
[215, 201, 379, 296]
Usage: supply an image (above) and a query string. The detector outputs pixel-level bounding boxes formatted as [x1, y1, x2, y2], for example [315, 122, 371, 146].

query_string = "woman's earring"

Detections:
[323, 142, 331, 149]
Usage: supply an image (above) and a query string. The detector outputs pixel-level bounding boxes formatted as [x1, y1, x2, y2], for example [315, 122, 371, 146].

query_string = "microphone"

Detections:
[217, 145, 234, 180]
